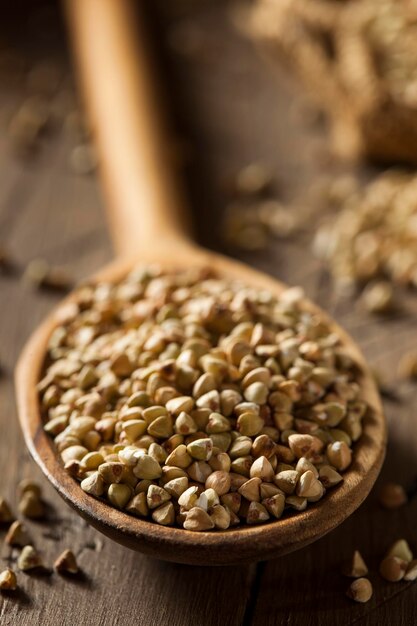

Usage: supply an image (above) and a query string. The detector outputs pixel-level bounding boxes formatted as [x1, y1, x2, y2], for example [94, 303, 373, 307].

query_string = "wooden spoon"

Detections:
[15, 0, 386, 566]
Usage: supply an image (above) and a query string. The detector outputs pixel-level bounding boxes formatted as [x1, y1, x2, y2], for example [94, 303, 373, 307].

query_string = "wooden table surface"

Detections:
[0, 2, 416, 624]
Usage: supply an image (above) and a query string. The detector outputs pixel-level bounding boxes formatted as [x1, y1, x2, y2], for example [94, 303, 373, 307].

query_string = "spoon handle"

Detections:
[65, 0, 193, 258]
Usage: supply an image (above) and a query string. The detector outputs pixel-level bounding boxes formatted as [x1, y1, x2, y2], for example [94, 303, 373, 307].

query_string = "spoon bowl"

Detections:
[16, 245, 386, 566]
[15, 0, 386, 566]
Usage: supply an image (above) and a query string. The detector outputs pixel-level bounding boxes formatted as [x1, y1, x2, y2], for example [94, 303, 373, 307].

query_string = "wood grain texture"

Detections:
[0, 0, 415, 623]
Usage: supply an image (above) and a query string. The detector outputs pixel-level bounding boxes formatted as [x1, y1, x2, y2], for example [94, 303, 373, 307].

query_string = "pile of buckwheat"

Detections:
[39, 266, 367, 531]
[313, 170, 417, 305]
[246, 0, 417, 164]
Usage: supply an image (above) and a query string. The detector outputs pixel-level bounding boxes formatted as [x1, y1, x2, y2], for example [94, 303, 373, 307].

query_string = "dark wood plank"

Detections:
[0, 0, 415, 624]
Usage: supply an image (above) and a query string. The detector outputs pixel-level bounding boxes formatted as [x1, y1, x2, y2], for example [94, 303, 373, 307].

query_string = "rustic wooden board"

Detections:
[0, 1, 416, 624]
